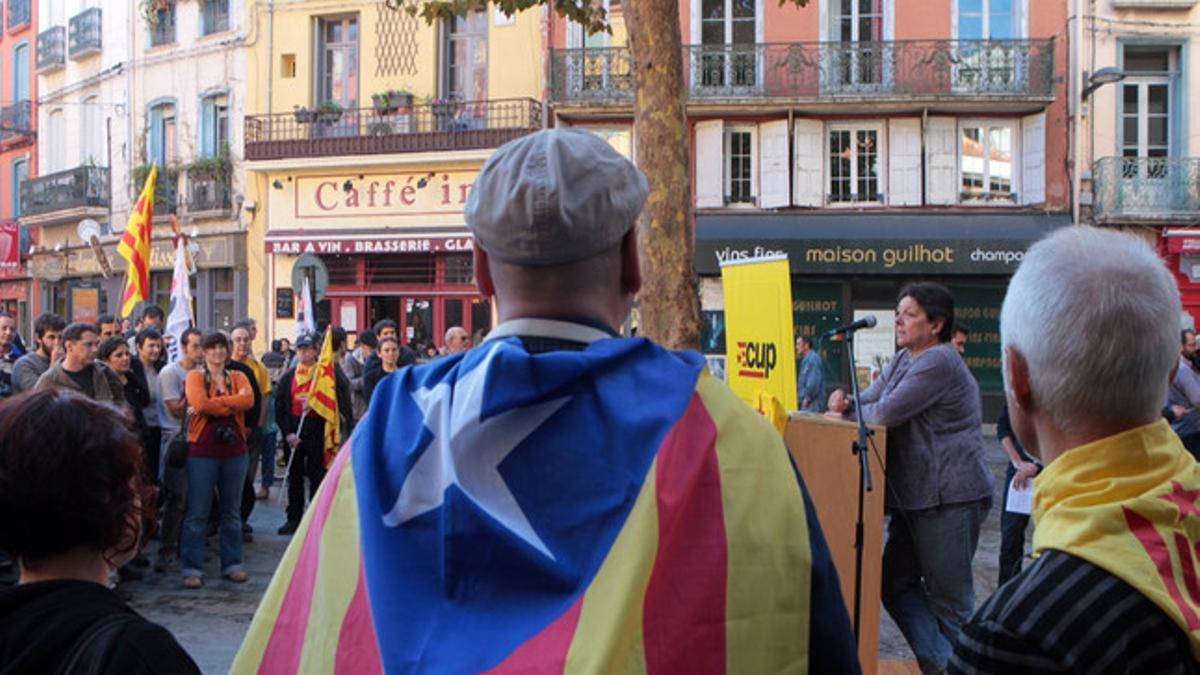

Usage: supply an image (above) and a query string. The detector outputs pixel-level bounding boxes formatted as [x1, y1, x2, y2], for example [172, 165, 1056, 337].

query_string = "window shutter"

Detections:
[759, 120, 790, 209]
[199, 97, 215, 158]
[793, 118, 823, 207]
[925, 116, 957, 205]
[888, 118, 922, 206]
[148, 107, 163, 167]
[1021, 112, 1046, 205]
[695, 120, 723, 209]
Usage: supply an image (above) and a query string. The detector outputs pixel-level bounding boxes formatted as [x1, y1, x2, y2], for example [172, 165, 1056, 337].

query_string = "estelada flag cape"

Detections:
[1033, 419, 1200, 658]
[234, 335, 838, 674]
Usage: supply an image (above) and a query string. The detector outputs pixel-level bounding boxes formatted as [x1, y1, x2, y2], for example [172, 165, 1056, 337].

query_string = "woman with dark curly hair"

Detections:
[0, 388, 200, 673]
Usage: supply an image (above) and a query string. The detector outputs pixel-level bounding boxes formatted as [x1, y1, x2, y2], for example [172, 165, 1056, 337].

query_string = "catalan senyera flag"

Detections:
[1032, 419, 1200, 658]
[232, 330, 856, 674]
[308, 329, 340, 467]
[117, 165, 157, 318]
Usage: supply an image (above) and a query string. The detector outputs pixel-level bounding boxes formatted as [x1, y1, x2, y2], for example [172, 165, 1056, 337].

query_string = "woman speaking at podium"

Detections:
[858, 282, 993, 675]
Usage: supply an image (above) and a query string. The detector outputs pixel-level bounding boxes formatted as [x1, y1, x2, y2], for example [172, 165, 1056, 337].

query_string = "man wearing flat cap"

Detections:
[235, 130, 858, 674]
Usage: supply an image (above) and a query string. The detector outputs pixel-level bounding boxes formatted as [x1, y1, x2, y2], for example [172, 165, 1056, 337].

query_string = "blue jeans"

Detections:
[260, 429, 278, 488]
[882, 498, 989, 675]
[181, 452, 249, 579]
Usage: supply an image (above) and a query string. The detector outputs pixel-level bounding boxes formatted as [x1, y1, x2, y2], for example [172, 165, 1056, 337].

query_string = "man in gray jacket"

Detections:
[35, 322, 124, 404]
[12, 313, 65, 393]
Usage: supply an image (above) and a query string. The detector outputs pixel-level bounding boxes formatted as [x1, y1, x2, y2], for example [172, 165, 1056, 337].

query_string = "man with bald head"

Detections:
[236, 129, 857, 673]
[951, 227, 1200, 672]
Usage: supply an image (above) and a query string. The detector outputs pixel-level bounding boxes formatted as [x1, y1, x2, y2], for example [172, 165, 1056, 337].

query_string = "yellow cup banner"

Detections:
[720, 255, 798, 411]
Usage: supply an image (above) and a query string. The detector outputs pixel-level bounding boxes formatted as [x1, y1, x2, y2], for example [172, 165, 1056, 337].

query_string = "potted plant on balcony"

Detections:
[428, 97, 462, 132]
[372, 89, 414, 115]
[140, 0, 172, 26]
[316, 100, 344, 125]
[293, 105, 319, 125]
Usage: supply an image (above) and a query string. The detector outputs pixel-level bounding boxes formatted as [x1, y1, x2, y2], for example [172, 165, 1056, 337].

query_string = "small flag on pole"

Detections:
[297, 276, 316, 340]
[118, 165, 157, 318]
[165, 237, 192, 363]
[310, 329, 340, 466]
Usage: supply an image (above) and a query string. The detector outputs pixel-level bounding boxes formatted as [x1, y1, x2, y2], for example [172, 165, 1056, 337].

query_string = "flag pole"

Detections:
[278, 408, 308, 506]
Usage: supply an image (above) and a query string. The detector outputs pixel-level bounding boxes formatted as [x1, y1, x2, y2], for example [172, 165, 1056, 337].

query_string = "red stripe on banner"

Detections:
[486, 595, 584, 674]
[643, 395, 727, 674]
[312, 392, 338, 414]
[259, 449, 352, 674]
[1123, 506, 1200, 630]
[334, 557, 384, 675]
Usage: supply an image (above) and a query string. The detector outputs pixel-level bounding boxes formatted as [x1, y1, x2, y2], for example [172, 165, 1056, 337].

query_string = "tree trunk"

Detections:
[624, 0, 700, 351]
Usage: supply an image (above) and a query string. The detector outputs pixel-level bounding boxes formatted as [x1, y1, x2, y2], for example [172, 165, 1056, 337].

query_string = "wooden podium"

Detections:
[785, 413, 887, 675]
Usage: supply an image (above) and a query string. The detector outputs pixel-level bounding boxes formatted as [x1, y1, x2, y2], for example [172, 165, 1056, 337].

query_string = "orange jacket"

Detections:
[185, 368, 255, 443]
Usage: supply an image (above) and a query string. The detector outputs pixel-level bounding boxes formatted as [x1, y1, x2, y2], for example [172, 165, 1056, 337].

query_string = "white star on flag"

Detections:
[382, 345, 570, 560]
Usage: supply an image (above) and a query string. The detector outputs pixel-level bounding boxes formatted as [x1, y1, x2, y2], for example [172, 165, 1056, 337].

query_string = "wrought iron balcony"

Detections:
[37, 27, 66, 74]
[187, 172, 231, 213]
[20, 166, 110, 218]
[1092, 157, 1200, 223]
[244, 98, 543, 161]
[550, 39, 1056, 105]
[0, 101, 32, 143]
[6, 0, 29, 29]
[69, 8, 102, 58]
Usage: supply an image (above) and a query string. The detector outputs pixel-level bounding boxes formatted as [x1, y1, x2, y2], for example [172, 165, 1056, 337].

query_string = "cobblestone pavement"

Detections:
[124, 485, 293, 674]
[119, 437, 1017, 673]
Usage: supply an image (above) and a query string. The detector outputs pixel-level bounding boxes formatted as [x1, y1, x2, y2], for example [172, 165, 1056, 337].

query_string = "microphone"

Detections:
[822, 315, 877, 339]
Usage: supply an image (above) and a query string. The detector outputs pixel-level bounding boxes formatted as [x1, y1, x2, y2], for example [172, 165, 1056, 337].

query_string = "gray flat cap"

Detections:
[465, 129, 649, 266]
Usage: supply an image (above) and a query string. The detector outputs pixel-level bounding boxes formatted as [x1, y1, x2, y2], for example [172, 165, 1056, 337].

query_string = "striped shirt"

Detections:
[950, 550, 1198, 674]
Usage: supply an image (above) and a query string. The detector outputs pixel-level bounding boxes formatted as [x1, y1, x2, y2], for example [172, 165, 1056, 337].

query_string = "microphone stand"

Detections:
[844, 329, 874, 647]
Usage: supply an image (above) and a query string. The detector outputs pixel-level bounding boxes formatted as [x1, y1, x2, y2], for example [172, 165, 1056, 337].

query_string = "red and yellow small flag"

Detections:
[118, 165, 157, 317]
[310, 329, 341, 467]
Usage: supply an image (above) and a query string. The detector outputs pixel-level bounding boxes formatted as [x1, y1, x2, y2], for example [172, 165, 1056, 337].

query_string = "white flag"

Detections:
[297, 276, 316, 340]
[165, 239, 192, 362]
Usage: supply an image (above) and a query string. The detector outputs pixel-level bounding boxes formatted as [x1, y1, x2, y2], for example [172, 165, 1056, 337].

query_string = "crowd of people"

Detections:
[0, 127, 1198, 673]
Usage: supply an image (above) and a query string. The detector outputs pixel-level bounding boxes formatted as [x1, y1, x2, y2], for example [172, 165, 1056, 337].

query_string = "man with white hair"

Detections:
[443, 325, 470, 355]
[950, 226, 1200, 672]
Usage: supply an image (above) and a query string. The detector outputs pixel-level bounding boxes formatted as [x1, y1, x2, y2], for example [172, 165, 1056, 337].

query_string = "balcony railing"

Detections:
[69, 8, 102, 58]
[0, 101, 32, 143]
[244, 97, 543, 161]
[187, 172, 231, 213]
[1093, 157, 1200, 223]
[37, 27, 66, 73]
[550, 39, 1056, 103]
[7, 0, 29, 29]
[20, 166, 110, 218]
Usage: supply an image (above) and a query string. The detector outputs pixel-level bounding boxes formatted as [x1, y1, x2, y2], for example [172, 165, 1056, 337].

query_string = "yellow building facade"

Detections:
[243, 1, 544, 352]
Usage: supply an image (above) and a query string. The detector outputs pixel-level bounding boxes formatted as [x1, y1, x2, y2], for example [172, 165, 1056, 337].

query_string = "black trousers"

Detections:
[241, 429, 262, 523]
[286, 423, 327, 524]
[142, 427, 162, 486]
[998, 463, 1031, 586]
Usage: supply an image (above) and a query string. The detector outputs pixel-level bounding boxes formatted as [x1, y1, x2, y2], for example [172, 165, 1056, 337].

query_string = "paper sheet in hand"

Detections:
[1005, 477, 1034, 515]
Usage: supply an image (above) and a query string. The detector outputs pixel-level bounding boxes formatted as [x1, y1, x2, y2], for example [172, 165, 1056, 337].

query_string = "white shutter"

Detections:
[759, 120, 790, 209]
[1021, 112, 1046, 205]
[888, 118, 922, 206]
[925, 116, 958, 205]
[793, 118, 824, 207]
[695, 120, 724, 209]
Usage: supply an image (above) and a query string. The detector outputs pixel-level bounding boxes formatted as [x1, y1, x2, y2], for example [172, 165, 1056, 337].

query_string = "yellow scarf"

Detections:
[1033, 419, 1200, 657]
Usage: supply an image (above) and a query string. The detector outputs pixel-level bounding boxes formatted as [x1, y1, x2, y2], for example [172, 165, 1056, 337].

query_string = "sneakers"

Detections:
[183, 576, 202, 589]
[255, 487, 270, 500]
[277, 521, 299, 536]
[225, 570, 249, 583]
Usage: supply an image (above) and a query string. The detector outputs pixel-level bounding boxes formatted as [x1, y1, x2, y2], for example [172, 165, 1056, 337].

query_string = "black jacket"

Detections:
[362, 347, 416, 406]
[0, 579, 200, 674]
[275, 362, 352, 439]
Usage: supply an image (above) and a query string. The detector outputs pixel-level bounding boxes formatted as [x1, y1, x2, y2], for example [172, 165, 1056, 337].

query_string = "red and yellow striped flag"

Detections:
[310, 329, 340, 467]
[117, 165, 157, 317]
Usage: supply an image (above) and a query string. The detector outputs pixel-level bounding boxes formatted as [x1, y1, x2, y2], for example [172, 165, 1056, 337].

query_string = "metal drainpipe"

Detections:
[1072, 0, 1083, 226]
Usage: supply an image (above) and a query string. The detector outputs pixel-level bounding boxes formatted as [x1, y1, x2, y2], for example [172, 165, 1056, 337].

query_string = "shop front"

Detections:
[258, 165, 490, 350]
[695, 213, 1071, 418]
[29, 232, 248, 329]
[1160, 230, 1200, 327]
